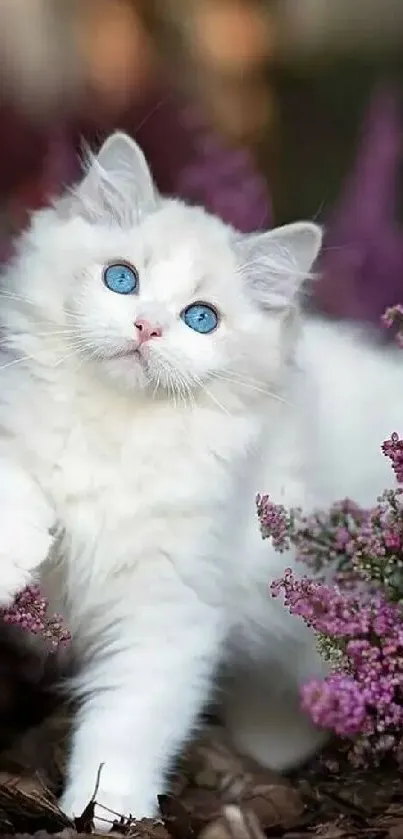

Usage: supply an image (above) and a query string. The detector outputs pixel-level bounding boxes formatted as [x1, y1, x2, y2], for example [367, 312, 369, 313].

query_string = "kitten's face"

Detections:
[60, 205, 282, 397]
[15, 133, 322, 405]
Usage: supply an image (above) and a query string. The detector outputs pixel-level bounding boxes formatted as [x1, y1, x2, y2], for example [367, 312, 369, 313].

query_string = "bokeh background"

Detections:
[1, 0, 403, 327]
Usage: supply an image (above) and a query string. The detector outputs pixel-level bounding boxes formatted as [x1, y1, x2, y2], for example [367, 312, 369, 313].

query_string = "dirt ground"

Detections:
[0, 635, 402, 839]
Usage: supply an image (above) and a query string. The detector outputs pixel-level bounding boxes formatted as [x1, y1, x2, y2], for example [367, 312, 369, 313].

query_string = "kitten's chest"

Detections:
[45, 395, 251, 525]
[50, 409, 186, 511]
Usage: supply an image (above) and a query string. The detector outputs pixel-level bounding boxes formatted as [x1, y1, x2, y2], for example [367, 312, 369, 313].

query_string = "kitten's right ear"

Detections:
[59, 132, 158, 225]
[235, 222, 322, 310]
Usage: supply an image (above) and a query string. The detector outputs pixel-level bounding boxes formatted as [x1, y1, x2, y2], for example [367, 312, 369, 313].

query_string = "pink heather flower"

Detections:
[1, 584, 70, 649]
[260, 413, 403, 763]
[382, 304, 403, 347]
[256, 494, 291, 551]
[382, 433, 403, 484]
[271, 569, 393, 640]
[257, 493, 366, 578]
[273, 569, 403, 758]
[301, 674, 367, 737]
[381, 303, 403, 328]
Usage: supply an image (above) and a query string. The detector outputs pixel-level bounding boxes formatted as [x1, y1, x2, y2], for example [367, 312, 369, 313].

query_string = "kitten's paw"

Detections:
[226, 684, 327, 772]
[0, 526, 53, 605]
[60, 778, 158, 833]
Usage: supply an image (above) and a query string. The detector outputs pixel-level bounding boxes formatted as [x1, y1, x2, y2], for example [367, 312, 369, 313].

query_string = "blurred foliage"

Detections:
[265, 62, 403, 222]
[2, 0, 403, 224]
[148, 0, 403, 222]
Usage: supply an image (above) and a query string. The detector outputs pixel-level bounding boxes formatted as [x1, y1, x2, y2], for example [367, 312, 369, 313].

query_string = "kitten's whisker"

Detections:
[192, 374, 230, 416]
[172, 369, 186, 405]
[52, 337, 104, 367]
[20, 330, 84, 342]
[151, 347, 196, 407]
[170, 374, 178, 409]
[70, 354, 87, 376]
[202, 385, 231, 416]
[151, 375, 160, 399]
[65, 311, 94, 323]
[182, 371, 198, 409]
[210, 372, 289, 404]
[0, 354, 36, 372]
[175, 371, 194, 408]
[53, 350, 84, 368]
[0, 291, 87, 324]
[215, 367, 284, 391]
[165, 370, 174, 406]
[0, 290, 42, 307]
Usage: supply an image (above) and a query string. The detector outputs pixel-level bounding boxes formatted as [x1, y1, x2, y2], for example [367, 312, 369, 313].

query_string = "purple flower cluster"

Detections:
[1, 584, 70, 649]
[301, 674, 368, 738]
[257, 427, 403, 761]
[257, 493, 366, 580]
[381, 304, 403, 347]
[256, 494, 291, 551]
[271, 568, 403, 758]
[382, 432, 403, 484]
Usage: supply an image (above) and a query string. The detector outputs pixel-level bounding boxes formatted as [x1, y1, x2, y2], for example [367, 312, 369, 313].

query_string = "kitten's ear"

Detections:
[235, 222, 322, 310]
[60, 131, 158, 224]
[91, 132, 157, 210]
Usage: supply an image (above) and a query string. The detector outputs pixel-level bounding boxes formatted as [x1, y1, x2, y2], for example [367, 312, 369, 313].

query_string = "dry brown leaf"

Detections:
[315, 828, 353, 839]
[125, 817, 171, 839]
[238, 782, 304, 830]
[159, 793, 199, 839]
[199, 805, 266, 839]
[0, 772, 72, 834]
[0, 770, 46, 797]
[181, 727, 246, 785]
[180, 726, 304, 831]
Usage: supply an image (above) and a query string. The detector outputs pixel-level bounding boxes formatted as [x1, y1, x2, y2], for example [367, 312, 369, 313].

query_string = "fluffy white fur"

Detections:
[0, 132, 400, 829]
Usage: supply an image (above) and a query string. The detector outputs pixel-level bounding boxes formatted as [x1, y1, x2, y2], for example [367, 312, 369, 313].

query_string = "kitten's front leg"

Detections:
[60, 579, 223, 831]
[0, 455, 55, 602]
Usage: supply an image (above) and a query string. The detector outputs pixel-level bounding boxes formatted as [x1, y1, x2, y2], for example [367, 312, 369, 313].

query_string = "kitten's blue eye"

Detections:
[103, 262, 138, 295]
[181, 302, 219, 334]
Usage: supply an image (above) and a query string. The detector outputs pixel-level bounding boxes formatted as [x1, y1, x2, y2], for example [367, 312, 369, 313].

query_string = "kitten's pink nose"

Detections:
[134, 318, 162, 344]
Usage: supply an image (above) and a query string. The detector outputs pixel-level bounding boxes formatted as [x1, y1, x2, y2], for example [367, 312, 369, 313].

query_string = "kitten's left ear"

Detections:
[61, 131, 158, 224]
[235, 222, 323, 309]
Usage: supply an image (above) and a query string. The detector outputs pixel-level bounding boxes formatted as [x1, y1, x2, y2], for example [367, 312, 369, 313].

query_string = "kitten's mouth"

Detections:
[111, 345, 146, 364]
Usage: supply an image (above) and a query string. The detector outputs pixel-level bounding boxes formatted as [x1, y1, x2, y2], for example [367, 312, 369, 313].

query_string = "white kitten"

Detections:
[0, 132, 323, 826]
[0, 131, 396, 831]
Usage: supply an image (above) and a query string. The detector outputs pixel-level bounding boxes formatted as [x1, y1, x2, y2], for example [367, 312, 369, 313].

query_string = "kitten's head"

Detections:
[12, 132, 322, 407]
